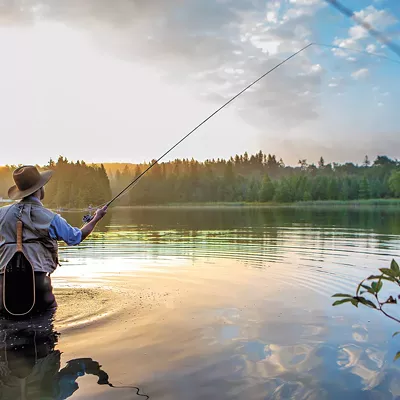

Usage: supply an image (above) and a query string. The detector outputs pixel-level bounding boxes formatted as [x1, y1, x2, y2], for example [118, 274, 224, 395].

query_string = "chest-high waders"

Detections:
[2, 205, 36, 317]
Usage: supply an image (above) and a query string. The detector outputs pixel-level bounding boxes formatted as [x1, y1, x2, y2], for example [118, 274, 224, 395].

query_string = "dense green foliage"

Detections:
[109, 152, 400, 205]
[1, 152, 399, 207]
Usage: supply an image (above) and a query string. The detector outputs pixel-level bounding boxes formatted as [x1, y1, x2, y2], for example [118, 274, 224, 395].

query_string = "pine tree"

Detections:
[259, 174, 275, 202]
[359, 177, 370, 199]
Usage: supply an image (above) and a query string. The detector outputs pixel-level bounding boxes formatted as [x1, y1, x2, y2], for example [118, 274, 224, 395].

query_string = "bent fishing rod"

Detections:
[82, 42, 313, 222]
[83, 39, 400, 222]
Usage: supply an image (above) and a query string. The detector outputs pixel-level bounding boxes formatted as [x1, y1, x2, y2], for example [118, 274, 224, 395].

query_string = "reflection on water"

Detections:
[3, 207, 400, 399]
[0, 312, 118, 399]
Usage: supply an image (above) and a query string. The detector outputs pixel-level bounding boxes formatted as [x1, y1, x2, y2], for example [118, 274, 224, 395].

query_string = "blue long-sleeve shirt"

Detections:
[49, 214, 82, 246]
[27, 196, 82, 246]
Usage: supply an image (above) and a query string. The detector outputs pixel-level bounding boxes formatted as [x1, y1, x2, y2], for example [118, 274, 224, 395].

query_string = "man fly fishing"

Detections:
[1, 7, 397, 316]
[0, 46, 312, 317]
[0, 165, 108, 316]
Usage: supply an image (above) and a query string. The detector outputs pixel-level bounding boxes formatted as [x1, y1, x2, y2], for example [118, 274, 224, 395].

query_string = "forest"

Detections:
[0, 152, 399, 208]
[0, 157, 111, 209]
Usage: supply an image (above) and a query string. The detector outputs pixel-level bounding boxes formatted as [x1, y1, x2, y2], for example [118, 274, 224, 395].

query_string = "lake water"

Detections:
[1, 207, 400, 399]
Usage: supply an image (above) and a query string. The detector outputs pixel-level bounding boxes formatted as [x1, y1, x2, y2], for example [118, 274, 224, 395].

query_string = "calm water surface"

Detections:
[1, 207, 400, 399]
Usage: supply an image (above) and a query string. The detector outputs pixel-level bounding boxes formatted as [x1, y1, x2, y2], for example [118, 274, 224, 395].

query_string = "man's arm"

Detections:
[49, 206, 108, 246]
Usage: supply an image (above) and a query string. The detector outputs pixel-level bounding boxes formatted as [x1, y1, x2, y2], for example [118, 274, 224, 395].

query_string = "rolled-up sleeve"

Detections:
[48, 214, 82, 246]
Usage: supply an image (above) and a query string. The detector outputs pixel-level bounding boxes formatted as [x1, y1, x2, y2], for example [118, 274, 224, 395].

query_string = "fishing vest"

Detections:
[0, 199, 59, 274]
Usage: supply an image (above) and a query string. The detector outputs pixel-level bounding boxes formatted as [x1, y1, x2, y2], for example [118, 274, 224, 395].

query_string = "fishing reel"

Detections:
[82, 203, 109, 223]
[82, 213, 94, 223]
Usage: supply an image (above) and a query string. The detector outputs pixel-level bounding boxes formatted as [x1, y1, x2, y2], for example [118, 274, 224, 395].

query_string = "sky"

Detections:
[0, 0, 399, 166]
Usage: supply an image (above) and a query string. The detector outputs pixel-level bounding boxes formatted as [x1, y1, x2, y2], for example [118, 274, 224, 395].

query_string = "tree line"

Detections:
[110, 152, 400, 205]
[0, 152, 399, 207]
[0, 157, 111, 209]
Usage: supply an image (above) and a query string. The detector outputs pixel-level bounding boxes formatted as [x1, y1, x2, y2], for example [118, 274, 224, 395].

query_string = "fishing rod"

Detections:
[82, 42, 313, 222]
[83, 38, 400, 223]
[109, 42, 313, 207]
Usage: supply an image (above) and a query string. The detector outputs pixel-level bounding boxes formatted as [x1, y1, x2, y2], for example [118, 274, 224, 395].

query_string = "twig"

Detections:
[374, 293, 400, 324]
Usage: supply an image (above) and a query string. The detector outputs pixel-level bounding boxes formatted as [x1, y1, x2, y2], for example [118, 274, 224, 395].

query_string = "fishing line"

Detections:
[315, 42, 400, 65]
[84, 39, 400, 220]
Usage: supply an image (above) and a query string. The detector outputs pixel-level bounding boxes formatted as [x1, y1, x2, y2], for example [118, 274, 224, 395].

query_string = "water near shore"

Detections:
[1, 207, 400, 399]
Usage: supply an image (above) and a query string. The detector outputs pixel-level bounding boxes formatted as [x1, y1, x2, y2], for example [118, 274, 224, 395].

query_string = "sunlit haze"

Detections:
[0, 0, 399, 166]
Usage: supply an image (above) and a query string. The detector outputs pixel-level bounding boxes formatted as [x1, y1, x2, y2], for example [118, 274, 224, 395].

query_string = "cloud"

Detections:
[351, 68, 369, 80]
[354, 5, 397, 29]
[310, 64, 322, 74]
[0, 0, 399, 168]
[0, 0, 329, 131]
[349, 25, 368, 41]
[266, 11, 278, 24]
[330, 4, 398, 84]
[289, 0, 321, 5]
[331, 5, 398, 57]
[327, 76, 344, 88]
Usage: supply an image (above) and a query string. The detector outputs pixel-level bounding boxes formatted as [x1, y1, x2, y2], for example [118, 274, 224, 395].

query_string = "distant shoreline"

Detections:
[54, 198, 400, 212]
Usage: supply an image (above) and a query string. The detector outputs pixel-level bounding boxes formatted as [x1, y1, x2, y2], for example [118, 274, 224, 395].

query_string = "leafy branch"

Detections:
[332, 259, 400, 361]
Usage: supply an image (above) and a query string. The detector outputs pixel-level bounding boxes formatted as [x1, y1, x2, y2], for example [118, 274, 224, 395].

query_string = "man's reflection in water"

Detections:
[0, 310, 111, 400]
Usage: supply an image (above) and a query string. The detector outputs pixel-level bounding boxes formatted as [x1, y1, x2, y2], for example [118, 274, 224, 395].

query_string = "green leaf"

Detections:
[394, 352, 400, 362]
[332, 298, 353, 306]
[361, 284, 374, 294]
[350, 299, 359, 308]
[365, 299, 377, 309]
[371, 281, 383, 294]
[332, 294, 353, 298]
[379, 268, 397, 278]
[356, 297, 377, 309]
[391, 259, 400, 276]
[367, 274, 396, 282]
[392, 331, 400, 338]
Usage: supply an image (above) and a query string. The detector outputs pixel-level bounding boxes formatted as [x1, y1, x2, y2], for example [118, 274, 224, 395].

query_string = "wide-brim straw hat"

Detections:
[8, 165, 53, 200]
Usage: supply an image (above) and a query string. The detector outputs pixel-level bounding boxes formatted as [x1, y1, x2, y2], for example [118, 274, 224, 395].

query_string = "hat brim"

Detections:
[8, 170, 53, 201]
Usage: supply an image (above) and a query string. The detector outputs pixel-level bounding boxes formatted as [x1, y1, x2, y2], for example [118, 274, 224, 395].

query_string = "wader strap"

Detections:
[16, 203, 24, 254]
[16, 221, 23, 253]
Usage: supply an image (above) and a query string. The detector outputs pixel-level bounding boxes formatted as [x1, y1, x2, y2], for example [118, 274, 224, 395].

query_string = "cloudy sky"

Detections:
[0, 0, 399, 166]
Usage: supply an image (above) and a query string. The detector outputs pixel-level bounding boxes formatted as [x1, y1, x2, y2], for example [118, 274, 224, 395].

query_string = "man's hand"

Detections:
[81, 205, 108, 241]
[94, 205, 108, 221]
